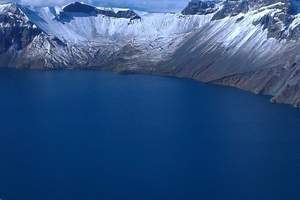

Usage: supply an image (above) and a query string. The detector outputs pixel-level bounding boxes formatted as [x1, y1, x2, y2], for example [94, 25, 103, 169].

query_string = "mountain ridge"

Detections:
[1, 0, 300, 107]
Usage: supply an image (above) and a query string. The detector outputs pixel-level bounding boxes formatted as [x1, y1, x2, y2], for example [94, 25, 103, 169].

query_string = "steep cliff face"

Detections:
[170, 0, 300, 107]
[1, 1, 300, 107]
[0, 3, 41, 65]
[182, 0, 218, 15]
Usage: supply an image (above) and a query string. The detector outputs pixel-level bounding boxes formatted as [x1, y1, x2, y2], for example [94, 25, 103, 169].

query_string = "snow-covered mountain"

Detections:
[1, 0, 300, 107]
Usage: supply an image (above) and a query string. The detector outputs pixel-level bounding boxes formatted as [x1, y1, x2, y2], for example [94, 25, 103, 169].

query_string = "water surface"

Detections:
[0, 69, 299, 200]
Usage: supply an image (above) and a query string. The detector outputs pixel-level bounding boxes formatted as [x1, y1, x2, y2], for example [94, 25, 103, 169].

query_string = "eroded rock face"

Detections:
[212, 0, 250, 20]
[182, 0, 218, 15]
[0, 4, 41, 54]
[116, 10, 141, 20]
[251, 1, 293, 39]
[212, 0, 291, 20]
[184, 0, 300, 41]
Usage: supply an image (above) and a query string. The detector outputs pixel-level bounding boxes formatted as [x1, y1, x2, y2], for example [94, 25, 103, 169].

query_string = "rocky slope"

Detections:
[1, 0, 300, 107]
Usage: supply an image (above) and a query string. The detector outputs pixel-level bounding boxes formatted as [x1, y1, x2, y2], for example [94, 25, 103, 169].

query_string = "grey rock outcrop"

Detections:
[182, 0, 218, 15]
[0, 3, 41, 54]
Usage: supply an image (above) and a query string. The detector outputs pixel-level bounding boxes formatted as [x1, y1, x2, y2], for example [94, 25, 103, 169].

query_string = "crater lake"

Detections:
[0, 69, 300, 200]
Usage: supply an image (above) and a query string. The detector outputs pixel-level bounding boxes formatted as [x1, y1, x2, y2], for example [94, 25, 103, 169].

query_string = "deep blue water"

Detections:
[0, 69, 300, 200]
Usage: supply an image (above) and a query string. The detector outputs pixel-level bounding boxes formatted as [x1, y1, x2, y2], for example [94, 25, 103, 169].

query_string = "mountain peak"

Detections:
[63, 2, 97, 14]
[182, 0, 292, 18]
[181, 0, 218, 15]
[58, 1, 141, 22]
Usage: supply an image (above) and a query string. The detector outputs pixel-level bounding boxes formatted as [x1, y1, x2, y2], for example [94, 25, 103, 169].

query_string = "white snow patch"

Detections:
[28, 6, 214, 43]
[289, 14, 300, 30]
[0, 3, 12, 13]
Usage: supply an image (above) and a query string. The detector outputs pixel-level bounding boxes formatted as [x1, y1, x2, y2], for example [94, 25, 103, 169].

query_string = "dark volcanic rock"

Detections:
[212, 0, 291, 20]
[252, 1, 293, 39]
[63, 2, 97, 14]
[247, 0, 290, 9]
[0, 4, 42, 54]
[289, 23, 300, 40]
[182, 0, 217, 15]
[116, 10, 141, 20]
[253, 13, 288, 39]
[96, 9, 116, 17]
[212, 0, 250, 20]
[58, 2, 141, 22]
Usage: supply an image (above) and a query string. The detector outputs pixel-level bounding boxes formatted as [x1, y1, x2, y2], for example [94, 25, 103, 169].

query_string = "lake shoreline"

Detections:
[0, 67, 297, 109]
